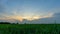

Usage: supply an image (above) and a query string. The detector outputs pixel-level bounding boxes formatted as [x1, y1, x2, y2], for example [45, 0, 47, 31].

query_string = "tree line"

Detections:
[0, 22, 19, 24]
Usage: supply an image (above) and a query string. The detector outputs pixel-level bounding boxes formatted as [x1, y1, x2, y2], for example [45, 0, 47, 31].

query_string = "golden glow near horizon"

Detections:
[22, 16, 40, 21]
[0, 13, 53, 22]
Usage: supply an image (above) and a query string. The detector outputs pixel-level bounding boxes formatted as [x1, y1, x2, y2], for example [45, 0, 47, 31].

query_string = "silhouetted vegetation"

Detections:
[0, 22, 11, 24]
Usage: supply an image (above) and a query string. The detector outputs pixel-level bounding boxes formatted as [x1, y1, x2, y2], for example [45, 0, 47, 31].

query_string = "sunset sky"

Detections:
[0, 0, 60, 23]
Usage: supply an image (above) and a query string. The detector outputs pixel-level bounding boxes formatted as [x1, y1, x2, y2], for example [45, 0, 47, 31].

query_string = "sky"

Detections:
[0, 0, 60, 23]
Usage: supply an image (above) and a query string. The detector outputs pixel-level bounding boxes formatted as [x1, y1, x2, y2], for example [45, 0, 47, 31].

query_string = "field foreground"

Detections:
[0, 24, 60, 34]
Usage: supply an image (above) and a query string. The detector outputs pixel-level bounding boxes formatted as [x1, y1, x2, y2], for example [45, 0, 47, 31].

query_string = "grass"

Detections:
[0, 24, 60, 34]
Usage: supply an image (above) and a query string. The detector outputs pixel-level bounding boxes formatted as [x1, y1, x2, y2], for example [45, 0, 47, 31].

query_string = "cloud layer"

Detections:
[0, 0, 60, 24]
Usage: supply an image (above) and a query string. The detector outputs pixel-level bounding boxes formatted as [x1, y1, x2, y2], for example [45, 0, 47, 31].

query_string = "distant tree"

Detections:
[24, 23, 26, 24]
[16, 23, 18, 24]
[16, 22, 19, 24]
[0, 22, 11, 24]
[12, 23, 15, 24]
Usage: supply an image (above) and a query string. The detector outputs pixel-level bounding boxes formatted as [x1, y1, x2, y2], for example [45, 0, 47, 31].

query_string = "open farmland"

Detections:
[0, 24, 60, 34]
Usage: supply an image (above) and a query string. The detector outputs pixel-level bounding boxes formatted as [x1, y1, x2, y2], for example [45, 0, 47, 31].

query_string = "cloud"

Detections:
[21, 12, 60, 24]
[0, 12, 53, 23]
[53, 12, 60, 17]
[0, 0, 60, 24]
[0, 15, 22, 23]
